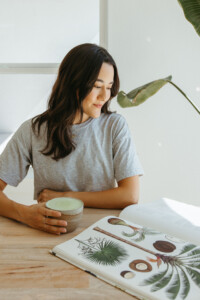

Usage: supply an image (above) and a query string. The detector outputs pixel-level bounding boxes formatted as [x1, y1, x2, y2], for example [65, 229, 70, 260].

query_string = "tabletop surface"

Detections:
[0, 207, 138, 300]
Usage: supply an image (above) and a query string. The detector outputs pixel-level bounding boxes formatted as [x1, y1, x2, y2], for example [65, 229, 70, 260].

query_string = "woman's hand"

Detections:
[23, 202, 67, 235]
[38, 189, 65, 203]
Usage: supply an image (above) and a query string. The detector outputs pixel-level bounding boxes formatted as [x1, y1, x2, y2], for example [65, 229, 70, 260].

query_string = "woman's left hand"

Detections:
[38, 189, 65, 203]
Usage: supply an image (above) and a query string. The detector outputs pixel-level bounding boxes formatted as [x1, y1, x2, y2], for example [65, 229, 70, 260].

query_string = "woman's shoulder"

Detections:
[100, 112, 126, 123]
[13, 119, 33, 137]
[99, 112, 127, 129]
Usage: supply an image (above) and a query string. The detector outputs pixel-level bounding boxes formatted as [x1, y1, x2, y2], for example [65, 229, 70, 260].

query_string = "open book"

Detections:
[51, 198, 200, 300]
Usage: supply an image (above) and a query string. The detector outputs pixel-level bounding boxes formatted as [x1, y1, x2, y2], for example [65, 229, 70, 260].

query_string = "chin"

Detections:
[91, 112, 101, 119]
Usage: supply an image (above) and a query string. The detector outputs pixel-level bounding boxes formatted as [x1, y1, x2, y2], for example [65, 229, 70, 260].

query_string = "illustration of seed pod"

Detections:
[120, 270, 135, 279]
[153, 240, 176, 253]
[129, 260, 152, 272]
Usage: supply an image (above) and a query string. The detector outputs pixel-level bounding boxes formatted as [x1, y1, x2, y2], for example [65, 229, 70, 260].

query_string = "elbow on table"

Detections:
[122, 194, 138, 209]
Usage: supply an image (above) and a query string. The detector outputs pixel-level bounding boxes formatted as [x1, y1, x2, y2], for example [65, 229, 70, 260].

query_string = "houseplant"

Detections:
[117, 0, 200, 115]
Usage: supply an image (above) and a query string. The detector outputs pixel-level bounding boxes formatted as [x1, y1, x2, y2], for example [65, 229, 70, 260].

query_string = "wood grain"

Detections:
[0, 208, 137, 300]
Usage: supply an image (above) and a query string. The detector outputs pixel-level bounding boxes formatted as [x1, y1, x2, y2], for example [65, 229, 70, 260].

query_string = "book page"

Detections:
[119, 198, 200, 245]
[52, 215, 200, 300]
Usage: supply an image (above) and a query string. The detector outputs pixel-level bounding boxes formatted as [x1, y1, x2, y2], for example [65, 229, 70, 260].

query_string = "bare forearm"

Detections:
[0, 191, 27, 222]
[0, 190, 67, 234]
[64, 186, 138, 209]
[38, 176, 140, 209]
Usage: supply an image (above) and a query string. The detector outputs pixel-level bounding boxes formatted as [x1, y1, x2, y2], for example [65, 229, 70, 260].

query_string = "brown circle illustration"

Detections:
[129, 260, 152, 272]
[120, 270, 135, 279]
[153, 240, 176, 253]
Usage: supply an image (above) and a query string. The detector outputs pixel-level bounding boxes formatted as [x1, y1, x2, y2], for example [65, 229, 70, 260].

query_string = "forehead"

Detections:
[96, 62, 114, 84]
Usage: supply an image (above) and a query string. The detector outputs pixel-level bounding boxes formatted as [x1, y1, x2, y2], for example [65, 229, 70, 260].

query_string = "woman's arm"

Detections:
[0, 179, 67, 234]
[38, 175, 140, 209]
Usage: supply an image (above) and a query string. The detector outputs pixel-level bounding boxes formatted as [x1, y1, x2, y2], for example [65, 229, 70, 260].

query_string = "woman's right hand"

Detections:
[23, 202, 67, 235]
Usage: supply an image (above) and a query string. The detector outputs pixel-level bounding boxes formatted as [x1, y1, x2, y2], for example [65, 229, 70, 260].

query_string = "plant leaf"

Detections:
[178, 244, 197, 255]
[186, 262, 200, 269]
[178, 0, 200, 37]
[166, 270, 181, 300]
[141, 265, 170, 286]
[85, 239, 128, 266]
[179, 267, 190, 300]
[122, 230, 138, 237]
[117, 76, 172, 108]
[186, 247, 200, 257]
[151, 267, 174, 292]
[133, 232, 146, 242]
[185, 267, 200, 287]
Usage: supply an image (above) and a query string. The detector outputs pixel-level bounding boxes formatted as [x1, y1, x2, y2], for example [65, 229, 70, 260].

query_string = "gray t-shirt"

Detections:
[0, 113, 143, 199]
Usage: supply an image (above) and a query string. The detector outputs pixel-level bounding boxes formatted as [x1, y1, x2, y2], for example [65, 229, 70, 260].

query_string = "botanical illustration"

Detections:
[75, 237, 128, 266]
[143, 243, 200, 299]
[108, 218, 159, 242]
[93, 226, 200, 300]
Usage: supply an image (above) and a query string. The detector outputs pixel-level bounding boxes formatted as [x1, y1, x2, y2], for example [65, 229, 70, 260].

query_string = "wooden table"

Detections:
[0, 207, 137, 300]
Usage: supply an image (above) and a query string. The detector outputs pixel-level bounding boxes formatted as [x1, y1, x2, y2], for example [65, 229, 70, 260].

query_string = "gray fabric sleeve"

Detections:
[0, 120, 32, 186]
[112, 115, 144, 182]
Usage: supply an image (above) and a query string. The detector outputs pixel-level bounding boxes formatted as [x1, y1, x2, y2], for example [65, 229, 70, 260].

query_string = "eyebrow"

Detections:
[96, 79, 114, 84]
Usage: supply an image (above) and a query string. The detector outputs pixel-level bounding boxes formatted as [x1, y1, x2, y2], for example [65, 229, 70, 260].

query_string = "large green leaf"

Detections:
[166, 270, 181, 300]
[186, 267, 200, 287]
[178, 0, 200, 37]
[117, 76, 172, 108]
[186, 248, 200, 257]
[151, 268, 174, 292]
[117, 76, 200, 114]
[179, 267, 190, 299]
[85, 239, 128, 266]
[178, 244, 197, 256]
[141, 265, 170, 286]
[186, 262, 200, 269]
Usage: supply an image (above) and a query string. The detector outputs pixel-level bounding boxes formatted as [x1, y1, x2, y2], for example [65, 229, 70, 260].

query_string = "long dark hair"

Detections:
[32, 43, 120, 160]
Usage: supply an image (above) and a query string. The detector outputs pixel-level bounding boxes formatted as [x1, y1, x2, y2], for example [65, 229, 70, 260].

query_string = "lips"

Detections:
[94, 104, 103, 108]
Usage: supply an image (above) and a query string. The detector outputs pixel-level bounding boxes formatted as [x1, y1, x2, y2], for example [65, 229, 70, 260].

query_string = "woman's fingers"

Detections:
[40, 206, 62, 218]
[43, 222, 67, 235]
[27, 203, 68, 235]
[37, 189, 64, 203]
[39, 206, 67, 234]
[44, 216, 67, 227]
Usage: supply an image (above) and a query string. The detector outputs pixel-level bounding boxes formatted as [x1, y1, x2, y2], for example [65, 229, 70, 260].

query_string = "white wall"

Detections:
[0, 0, 99, 63]
[0, 0, 99, 133]
[106, 0, 200, 205]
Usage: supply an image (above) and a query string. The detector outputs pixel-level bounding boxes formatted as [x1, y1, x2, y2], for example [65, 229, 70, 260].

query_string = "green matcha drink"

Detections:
[46, 197, 83, 214]
[46, 197, 84, 233]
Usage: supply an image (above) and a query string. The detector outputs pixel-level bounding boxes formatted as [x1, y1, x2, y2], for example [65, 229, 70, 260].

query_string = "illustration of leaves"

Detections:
[179, 267, 190, 300]
[186, 248, 200, 257]
[185, 267, 200, 288]
[166, 269, 181, 300]
[141, 265, 169, 286]
[178, 244, 197, 255]
[180, 253, 200, 262]
[85, 240, 128, 266]
[122, 231, 138, 237]
[186, 262, 200, 269]
[133, 232, 146, 242]
[151, 268, 174, 292]
[122, 227, 159, 240]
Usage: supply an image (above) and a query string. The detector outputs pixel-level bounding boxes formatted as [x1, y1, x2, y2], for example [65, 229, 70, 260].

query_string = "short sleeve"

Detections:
[0, 120, 32, 186]
[112, 115, 144, 182]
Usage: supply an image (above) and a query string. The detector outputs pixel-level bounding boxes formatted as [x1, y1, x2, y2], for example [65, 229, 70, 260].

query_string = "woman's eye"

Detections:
[94, 86, 101, 89]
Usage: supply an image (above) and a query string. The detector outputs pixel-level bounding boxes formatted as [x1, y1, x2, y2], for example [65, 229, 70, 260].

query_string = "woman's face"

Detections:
[74, 62, 114, 124]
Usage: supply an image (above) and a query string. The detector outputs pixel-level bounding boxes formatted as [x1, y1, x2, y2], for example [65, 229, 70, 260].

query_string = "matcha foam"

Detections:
[46, 197, 83, 211]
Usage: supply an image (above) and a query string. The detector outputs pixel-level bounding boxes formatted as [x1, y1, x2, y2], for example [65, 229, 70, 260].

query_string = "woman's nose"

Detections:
[98, 87, 107, 101]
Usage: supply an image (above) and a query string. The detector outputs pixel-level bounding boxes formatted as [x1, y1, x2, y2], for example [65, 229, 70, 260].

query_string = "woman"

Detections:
[0, 43, 143, 234]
